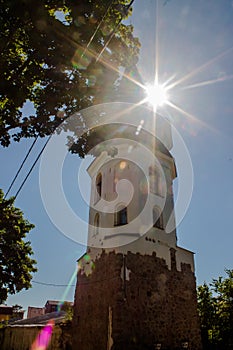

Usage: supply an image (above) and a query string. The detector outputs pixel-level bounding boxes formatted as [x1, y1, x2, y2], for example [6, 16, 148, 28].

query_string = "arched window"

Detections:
[114, 205, 128, 226]
[149, 166, 164, 196]
[96, 173, 102, 198]
[153, 207, 163, 230]
[94, 213, 100, 234]
[113, 161, 128, 193]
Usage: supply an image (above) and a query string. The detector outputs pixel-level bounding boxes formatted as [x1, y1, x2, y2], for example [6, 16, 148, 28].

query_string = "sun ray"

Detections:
[166, 46, 233, 90]
[57, 266, 78, 312]
[154, 0, 160, 86]
[52, 9, 231, 142]
[163, 74, 177, 88]
[53, 27, 146, 92]
[166, 100, 218, 134]
[180, 74, 233, 90]
[108, 96, 150, 122]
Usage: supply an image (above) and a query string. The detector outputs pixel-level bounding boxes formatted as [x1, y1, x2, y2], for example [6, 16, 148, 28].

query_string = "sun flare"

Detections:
[145, 83, 168, 110]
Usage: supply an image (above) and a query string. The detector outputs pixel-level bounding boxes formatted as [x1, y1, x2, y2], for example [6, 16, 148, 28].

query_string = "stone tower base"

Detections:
[73, 250, 202, 350]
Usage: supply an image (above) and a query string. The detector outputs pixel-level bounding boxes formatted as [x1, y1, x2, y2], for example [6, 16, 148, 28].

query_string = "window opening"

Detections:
[153, 207, 163, 229]
[96, 173, 102, 197]
[94, 213, 100, 235]
[114, 205, 128, 226]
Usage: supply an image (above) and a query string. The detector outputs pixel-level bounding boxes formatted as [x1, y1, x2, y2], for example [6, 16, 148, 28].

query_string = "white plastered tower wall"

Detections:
[73, 104, 202, 350]
[84, 111, 195, 273]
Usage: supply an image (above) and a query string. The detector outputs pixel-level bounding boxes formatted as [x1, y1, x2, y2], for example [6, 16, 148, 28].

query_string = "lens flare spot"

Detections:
[71, 48, 91, 70]
[119, 161, 127, 170]
[101, 24, 113, 36]
[74, 16, 86, 27]
[127, 145, 133, 153]
[90, 261, 95, 270]
[139, 178, 149, 195]
[57, 111, 65, 119]
[84, 254, 91, 262]
[86, 75, 97, 87]
[31, 320, 54, 350]
[89, 16, 98, 24]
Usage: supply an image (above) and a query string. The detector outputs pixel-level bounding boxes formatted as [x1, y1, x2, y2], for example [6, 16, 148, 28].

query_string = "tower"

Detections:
[72, 103, 202, 350]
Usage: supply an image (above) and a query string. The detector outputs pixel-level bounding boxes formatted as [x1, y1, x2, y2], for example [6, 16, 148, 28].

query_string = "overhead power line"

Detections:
[5, 3, 116, 200]
[14, 135, 52, 199]
[81, 0, 116, 59]
[32, 268, 157, 287]
[6, 0, 136, 199]
[96, 0, 136, 62]
[5, 3, 116, 199]
[32, 280, 76, 287]
[4, 136, 39, 198]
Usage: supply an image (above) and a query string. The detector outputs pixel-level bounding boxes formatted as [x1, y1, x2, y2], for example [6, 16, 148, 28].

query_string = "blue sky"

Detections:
[1, 0, 233, 312]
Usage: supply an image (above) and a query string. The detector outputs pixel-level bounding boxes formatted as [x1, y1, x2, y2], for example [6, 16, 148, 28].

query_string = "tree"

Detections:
[0, 189, 37, 303]
[62, 301, 73, 321]
[197, 269, 233, 350]
[0, 0, 140, 151]
[197, 283, 215, 349]
[211, 269, 233, 349]
[12, 304, 24, 319]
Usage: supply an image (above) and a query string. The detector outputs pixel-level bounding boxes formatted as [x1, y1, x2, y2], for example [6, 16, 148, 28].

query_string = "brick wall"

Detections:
[73, 250, 202, 350]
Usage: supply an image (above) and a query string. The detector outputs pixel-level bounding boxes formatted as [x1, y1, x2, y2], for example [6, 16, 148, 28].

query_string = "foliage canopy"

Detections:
[197, 269, 233, 350]
[0, 189, 37, 303]
[0, 0, 140, 152]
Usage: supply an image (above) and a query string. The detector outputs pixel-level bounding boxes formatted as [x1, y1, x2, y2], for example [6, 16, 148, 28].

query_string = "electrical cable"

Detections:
[32, 274, 119, 287]
[4, 136, 39, 198]
[7, 0, 136, 199]
[5, 1, 117, 200]
[81, 0, 116, 59]
[32, 280, 76, 287]
[32, 267, 158, 287]
[14, 135, 52, 199]
[96, 0, 136, 62]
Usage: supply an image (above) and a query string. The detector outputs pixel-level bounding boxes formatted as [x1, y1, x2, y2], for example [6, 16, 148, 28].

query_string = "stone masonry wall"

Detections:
[73, 250, 202, 350]
[73, 252, 123, 350]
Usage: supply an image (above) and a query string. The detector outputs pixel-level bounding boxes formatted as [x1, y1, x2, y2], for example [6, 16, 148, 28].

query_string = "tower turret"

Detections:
[73, 98, 201, 350]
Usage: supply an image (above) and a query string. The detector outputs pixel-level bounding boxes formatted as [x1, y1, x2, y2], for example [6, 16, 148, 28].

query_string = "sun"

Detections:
[145, 83, 168, 110]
